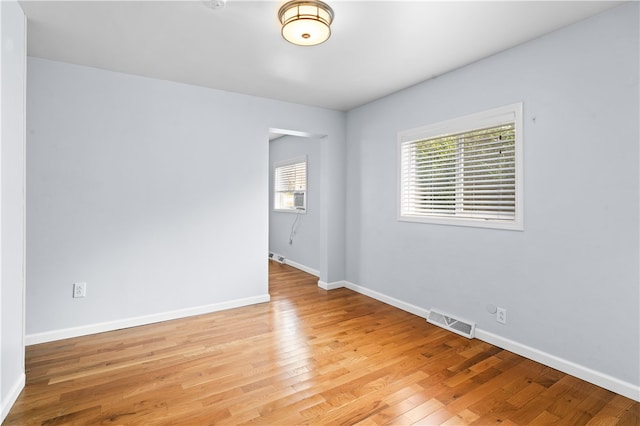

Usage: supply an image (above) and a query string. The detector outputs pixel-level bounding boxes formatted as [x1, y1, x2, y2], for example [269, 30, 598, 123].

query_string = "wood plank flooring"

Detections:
[4, 262, 639, 425]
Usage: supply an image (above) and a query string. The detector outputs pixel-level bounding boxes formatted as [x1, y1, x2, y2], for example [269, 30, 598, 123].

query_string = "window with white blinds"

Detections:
[399, 103, 523, 230]
[274, 158, 307, 212]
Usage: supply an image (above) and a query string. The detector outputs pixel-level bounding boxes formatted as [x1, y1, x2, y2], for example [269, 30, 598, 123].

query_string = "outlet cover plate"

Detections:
[73, 282, 86, 298]
[496, 307, 506, 324]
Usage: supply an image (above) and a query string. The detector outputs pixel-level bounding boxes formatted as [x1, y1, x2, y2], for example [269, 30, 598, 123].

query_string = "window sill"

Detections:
[274, 209, 307, 214]
[398, 215, 523, 231]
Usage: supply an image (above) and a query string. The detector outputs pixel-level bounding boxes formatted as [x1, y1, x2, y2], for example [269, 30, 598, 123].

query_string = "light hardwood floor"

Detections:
[4, 262, 639, 425]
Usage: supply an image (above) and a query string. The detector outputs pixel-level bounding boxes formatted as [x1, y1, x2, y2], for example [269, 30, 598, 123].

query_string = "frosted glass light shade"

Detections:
[278, 1, 334, 46]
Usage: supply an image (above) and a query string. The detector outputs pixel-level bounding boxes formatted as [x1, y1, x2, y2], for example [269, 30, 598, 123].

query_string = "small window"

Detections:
[398, 103, 523, 230]
[274, 157, 307, 212]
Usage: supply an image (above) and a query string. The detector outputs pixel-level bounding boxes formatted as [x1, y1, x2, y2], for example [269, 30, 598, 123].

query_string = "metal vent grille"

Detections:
[427, 309, 475, 339]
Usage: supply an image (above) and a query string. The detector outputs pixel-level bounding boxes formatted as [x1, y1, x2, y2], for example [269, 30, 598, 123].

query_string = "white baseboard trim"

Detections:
[25, 294, 271, 346]
[343, 281, 431, 319]
[1, 372, 25, 423]
[317, 280, 347, 290]
[338, 280, 640, 402]
[475, 329, 640, 402]
[285, 259, 320, 277]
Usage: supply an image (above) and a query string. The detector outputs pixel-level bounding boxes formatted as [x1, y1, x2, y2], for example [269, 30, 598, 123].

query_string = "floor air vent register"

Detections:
[426, 309, 476, 339]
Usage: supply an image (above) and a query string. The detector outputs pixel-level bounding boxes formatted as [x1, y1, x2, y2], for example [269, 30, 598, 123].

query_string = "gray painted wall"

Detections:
[269, 136, 321, 273]
[26, 57, 346, 337]
[345, 3, 639, 387]
[1, 0, 26, 420]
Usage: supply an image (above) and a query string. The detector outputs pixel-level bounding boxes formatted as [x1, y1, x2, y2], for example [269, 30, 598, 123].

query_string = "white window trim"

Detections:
[397, 103, 524, 231]
[273, 156, 308, 214]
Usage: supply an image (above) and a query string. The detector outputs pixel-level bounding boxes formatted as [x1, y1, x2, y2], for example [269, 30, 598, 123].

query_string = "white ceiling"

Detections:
[19, 1, 622, 111]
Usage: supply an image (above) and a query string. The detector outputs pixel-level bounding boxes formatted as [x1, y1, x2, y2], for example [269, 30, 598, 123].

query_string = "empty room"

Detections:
[1, 0, 639, 424]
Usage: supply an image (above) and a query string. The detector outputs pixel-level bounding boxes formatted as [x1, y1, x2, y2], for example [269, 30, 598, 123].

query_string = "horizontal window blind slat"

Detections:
[406, 159, 515, 175]
[403, 149, 514, 169]
[407, 200, 515, 208]
[406, 177, 515, 186]
[408, 170, 515, 181]
[405, 192, 515, 199]
[403, 139, 515, 159]
[406, 195, 515, 202]
[403, 212, 515, 220]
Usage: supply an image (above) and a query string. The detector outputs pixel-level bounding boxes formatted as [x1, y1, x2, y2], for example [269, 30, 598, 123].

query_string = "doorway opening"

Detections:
[268, 129, 323, 285]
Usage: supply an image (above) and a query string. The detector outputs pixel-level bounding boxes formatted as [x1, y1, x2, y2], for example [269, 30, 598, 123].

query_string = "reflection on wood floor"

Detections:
[4, 261, 639, 425]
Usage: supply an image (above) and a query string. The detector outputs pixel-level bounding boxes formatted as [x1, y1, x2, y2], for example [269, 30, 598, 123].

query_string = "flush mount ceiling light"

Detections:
[278, 0, 334, 46]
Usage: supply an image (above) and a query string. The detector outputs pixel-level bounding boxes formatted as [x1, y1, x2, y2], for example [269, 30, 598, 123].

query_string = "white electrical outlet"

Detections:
[73, 282, 86, 298]
[496, 307, 506, 324]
